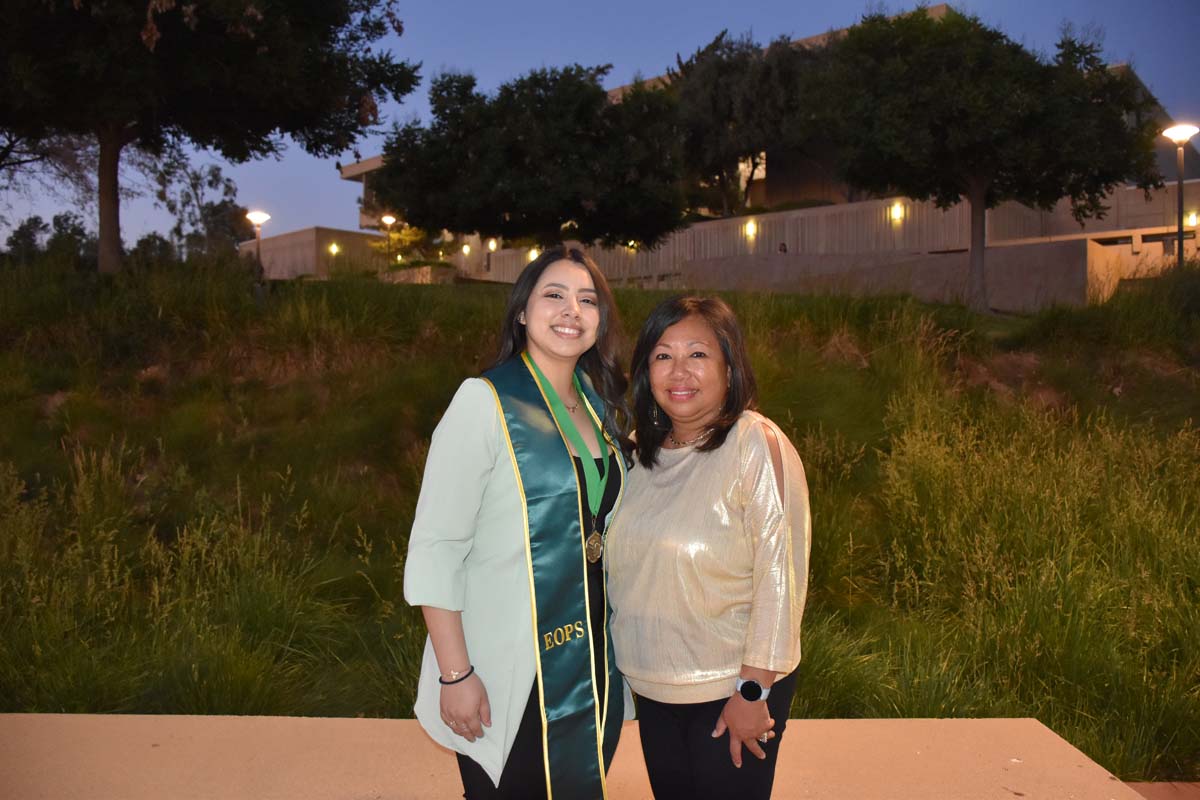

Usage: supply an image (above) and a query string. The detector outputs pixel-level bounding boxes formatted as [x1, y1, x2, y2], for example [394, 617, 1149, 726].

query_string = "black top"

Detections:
[573, 452, 621, 700]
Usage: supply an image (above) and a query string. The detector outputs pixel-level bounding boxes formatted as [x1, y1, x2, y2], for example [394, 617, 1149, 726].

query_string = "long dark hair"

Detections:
[630, 295, 758, 468]
[493, 247, 633, 460]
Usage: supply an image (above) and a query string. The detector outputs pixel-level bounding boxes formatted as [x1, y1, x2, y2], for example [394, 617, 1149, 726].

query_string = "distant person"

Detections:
[608, 295, 811, 800]
[404, 248, 632, 799]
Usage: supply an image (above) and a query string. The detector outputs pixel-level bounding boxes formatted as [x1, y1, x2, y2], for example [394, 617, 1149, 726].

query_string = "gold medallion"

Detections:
[585, 530, 604, 563]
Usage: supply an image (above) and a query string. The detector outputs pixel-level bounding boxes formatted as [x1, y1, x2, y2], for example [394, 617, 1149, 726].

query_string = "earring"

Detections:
[518, 311, 526, 324]
[651, 405, 660, 426]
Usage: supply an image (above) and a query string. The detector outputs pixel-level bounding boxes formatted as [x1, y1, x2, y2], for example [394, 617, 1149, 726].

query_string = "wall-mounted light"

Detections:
[890, 201, 904, 223]
[396, 254, 403, 263]
[1188, 211, 1198, 228]
[328, 243, 339, 256]
[487, 238, 498, 252]
[462, 244, 471, 256]
[744, 220, 757, 238]
[529, 248, 540, 262]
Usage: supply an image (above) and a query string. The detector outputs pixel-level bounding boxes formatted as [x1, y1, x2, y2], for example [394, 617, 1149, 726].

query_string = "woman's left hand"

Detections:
[712, 695, 775, 767]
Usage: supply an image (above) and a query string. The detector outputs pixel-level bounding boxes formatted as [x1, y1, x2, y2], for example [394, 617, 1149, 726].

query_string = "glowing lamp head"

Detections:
[1188, 211, 1198, 228]
[487, 238, 498, 252]
[396, 254, 403, 262]
[246, 210, 271, 227]
[744, 220, 757, 238]
[890, 201, 904, 222]
[528, 248, 540, 262]
[462, 244, 471, 255]
[1163, 124, 1199, 145]
[380, 214, 397, 227]
[328, 243, 339, 256]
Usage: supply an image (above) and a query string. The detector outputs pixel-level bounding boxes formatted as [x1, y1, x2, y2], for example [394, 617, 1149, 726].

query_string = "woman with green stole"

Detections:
[404, 248, 633, 799]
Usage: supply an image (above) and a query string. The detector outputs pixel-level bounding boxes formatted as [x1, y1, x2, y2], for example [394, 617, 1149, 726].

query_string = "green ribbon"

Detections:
[482, 354, 624, 799]
[526, 354, 609, 526]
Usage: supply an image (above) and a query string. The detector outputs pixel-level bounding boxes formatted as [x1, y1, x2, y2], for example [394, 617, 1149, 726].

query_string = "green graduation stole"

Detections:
[481, 353, 626, 800]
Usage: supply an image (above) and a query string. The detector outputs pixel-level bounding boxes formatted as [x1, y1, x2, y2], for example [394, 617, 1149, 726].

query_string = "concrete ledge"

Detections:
[0, 714, 1155, 799]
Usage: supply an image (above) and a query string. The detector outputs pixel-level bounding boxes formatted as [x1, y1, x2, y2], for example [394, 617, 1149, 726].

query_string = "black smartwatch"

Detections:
[735, 678, 771, 702]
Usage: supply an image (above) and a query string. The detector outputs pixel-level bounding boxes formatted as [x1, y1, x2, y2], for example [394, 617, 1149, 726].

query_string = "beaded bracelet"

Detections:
[438, 665, 475, 685]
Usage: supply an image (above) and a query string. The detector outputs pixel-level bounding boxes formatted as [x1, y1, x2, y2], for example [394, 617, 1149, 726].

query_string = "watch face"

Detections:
[739, 680, 763, 702]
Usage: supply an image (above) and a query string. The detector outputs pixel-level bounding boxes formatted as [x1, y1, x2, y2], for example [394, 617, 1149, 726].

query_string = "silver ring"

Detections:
[757, 733, 769, 743]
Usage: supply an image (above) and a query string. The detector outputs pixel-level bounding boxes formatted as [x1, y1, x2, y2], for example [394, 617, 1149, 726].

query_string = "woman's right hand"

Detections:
[440, 673, 492, 742]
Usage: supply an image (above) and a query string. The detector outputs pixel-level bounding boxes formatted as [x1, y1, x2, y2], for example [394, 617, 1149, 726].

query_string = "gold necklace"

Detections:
[668, 428, 711, 448]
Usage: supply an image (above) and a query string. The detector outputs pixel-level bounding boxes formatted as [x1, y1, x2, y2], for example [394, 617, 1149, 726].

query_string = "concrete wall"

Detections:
[456, 180, 1200, 311]
[238, 227, 386, 280]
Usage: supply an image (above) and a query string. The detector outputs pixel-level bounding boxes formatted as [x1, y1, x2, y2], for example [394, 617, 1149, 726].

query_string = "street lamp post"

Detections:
[380, 214, 396, 264]
[245, 210, 271, 264]
[1163, 124, 1198, 267]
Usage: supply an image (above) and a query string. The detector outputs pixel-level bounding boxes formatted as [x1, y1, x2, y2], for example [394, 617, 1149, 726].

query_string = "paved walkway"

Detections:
[0, 714, 1186, 799]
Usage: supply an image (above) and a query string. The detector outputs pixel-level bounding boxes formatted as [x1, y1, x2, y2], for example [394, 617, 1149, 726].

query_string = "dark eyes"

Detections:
[542, 292, 597, 305]
[653, 351, 707, 360]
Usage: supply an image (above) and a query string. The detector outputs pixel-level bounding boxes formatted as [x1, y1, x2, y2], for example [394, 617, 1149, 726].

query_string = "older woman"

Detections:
[607, 295, 811, 800]
[404, 248, 632, 799]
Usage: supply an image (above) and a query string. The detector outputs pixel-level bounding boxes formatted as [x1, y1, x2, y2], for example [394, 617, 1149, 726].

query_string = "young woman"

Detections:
[404, 248, 632, 799]
[607, 295, 811, 800]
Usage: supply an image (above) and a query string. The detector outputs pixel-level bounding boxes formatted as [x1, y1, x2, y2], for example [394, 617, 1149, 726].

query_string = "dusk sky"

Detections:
[3, 0, 1198, 244]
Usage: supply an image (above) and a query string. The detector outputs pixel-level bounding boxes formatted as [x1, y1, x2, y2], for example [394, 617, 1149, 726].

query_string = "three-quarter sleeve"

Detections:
[739, 419, 811, 673]
[403, 378, 499, 611]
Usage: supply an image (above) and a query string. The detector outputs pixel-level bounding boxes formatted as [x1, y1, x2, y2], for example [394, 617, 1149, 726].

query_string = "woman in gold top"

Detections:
[607, 296, 811, 800]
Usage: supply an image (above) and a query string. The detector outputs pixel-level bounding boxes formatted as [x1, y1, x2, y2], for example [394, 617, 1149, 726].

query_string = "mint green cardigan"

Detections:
[404, 378, 631, 786]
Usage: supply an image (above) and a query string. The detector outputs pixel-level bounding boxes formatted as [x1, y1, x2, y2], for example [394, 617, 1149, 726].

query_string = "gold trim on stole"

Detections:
[480, 377, 554, 798]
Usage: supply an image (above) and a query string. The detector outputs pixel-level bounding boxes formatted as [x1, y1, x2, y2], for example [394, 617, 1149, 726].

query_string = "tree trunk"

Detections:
[966, 179, 989, 313]
[741, 155, 761, 208]
[96, 125, 125, 274]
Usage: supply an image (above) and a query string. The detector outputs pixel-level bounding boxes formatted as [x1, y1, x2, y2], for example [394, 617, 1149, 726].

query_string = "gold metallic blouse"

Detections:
[607, 411, 811, 704]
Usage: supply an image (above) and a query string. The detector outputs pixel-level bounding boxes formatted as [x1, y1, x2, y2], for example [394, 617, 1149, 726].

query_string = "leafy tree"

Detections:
[1, 130, 96, 206]
[376, 67, 686, 248]
[1, 0, 419, 273]
[825, 8, 1160, 311]
[44, 212, 98, 268]
[157, 163, 253, 258]
[3, 215, 49, 265]
[129, 231, 177, 267]
[589, 80, 686, 247]
[667, 31, 762, 215]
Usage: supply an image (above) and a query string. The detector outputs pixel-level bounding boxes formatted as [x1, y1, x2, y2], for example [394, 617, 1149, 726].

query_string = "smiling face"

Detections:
[520, 258, 600, 369]
[648, 314, 729, 437]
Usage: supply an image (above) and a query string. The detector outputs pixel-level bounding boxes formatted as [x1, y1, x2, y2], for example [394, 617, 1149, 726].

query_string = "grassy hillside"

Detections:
[1, 259, 1198, 780]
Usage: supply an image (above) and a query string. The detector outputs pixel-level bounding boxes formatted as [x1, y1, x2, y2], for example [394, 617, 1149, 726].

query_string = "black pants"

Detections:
[456, 682, 547, 800]
[636, 669, 799, 800]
